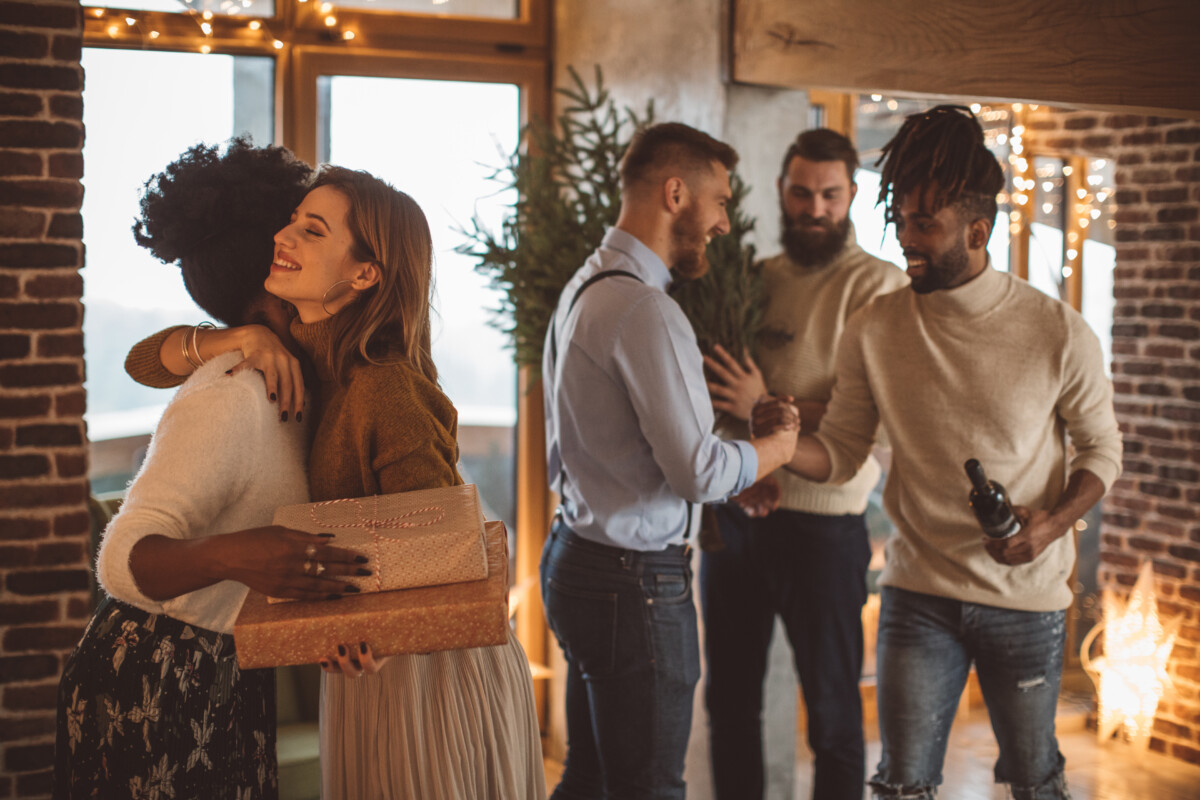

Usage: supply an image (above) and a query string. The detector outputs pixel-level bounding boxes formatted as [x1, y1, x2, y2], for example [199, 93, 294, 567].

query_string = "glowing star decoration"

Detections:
[1083, 561, 1180, 750]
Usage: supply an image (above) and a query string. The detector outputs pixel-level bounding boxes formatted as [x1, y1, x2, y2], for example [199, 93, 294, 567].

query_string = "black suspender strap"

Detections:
[550, 268, 695, 542]
[549, 269, 642, 368]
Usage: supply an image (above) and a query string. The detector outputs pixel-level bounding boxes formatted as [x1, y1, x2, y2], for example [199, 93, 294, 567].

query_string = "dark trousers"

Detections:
[540, 519, 700, 800]
[700, 504, 872, 800]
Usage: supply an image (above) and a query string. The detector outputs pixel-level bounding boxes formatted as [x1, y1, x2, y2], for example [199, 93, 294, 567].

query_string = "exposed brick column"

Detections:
[1027, 108, 1200, 765]
[0, 1, 88, 797]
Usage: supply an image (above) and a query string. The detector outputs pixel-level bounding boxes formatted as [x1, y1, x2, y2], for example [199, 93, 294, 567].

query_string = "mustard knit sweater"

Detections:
[125, 321, 463, 500]
[814, 266, 1122, 612]
[288, 316, 462, 501]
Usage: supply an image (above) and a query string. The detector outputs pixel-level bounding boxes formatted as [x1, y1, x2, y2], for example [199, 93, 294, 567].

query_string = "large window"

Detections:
[323, 75, 521, 531]
[81, 47, 273, 491]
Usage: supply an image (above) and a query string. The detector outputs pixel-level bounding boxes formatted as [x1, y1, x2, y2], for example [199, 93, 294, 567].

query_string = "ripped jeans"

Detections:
[870, 587, 1070, 800]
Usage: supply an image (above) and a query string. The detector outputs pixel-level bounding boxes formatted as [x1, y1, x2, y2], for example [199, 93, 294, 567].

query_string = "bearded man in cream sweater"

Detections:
[752, 106, 1122, 800]
[701, 128, 907, 800]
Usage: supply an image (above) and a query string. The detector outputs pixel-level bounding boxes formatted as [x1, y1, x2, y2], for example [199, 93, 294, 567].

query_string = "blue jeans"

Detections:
[700, 505, 871, 800]
[870, 587, 1070, 800]
[540, 519, 700, 800]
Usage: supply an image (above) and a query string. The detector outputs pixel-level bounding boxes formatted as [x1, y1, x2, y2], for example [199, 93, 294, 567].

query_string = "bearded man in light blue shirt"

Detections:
[540, 122, 799, 800]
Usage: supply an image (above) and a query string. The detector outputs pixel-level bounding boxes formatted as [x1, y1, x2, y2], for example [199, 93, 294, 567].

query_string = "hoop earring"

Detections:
[321, 279, 355, 317]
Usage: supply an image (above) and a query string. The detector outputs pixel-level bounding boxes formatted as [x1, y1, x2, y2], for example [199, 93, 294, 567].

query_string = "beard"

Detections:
[905, 235, 972, 294]
[780, 210, 851, 267]
[670, 204, 710, 280]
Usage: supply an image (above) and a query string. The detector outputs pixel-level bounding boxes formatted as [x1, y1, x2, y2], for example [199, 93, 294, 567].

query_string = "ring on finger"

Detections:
[315, 561, 326, 576]
[305, 544, 317, 559]
[303, 560, 313, 575]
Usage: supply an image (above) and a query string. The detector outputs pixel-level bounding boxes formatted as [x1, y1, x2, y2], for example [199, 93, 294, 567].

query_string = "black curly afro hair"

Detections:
[132, 136, 313, 326]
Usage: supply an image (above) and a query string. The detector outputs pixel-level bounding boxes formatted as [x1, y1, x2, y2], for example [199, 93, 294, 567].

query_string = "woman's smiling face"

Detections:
[266, 185, 376, 322]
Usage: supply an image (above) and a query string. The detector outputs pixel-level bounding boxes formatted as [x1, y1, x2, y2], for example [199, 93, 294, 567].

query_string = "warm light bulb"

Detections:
[1068, 232, 1079, 243]
[273, 39, 285, 48]
[320, 2, 333, 11]
[249, 20, 261, 29]
[996, 133, 1007, 145]
[1062, 165, 1074, 176]
[201, 44, 212, 53]
[1042, 202, 1053, 214]
[106, 24, 120, 36]
[1077, 188, 1088, 199]
[887, 99, 898, 110]
[150, 30, 160, 38]
[1080, 218, 1090, 229]
[1091, 209, 1102, 219]
[1063, 265, 1074, 277]
[1009, 211, 1021, 222]
[1066, 250, 1078, 262]
[871, 94, 882, 102]
[201, 21, 213, 34]
[325, 15, 337, 26]
[1042, 181, 1053, 192]
[970, 103, 981, 113]
[342, 29, 355, 40]
[1013, 102, 1024, 111]
[203, 10, 214, 19]
[125, 16, 136, 25]
[1016, 194, 1028, 206]
[91, 8, 105, 17]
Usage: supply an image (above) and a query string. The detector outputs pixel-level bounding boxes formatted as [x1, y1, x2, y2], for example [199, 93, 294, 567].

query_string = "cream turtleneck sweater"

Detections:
[814, 266, 1122, 612]
[748, 232, 908, 514]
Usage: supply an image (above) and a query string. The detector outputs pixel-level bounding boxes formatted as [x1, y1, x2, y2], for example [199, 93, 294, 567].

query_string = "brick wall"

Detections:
[1026, 107, 1200, 765]
[0, 1, 88, 797]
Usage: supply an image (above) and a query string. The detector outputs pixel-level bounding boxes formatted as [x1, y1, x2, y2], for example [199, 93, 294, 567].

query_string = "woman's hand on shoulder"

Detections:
[320, 642, 389, 677]
[227, 324, 306, 422]
[212, 526, 369, 601]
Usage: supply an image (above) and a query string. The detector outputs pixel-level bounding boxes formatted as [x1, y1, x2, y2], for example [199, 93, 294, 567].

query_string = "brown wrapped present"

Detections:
[233, 520, 510, 669]
[269, 484, 488, 602]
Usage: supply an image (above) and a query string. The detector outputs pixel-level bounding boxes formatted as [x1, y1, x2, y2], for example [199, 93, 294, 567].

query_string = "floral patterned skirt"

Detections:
[53, 596, 278, 800]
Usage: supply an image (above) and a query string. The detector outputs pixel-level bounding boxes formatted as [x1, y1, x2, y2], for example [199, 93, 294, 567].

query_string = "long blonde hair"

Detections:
[311, 166, 438, 385]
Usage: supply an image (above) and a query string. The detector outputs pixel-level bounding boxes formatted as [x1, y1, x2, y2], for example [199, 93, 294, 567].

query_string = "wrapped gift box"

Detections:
[234, 520, 510, 669]
[269, 484, 488, 602]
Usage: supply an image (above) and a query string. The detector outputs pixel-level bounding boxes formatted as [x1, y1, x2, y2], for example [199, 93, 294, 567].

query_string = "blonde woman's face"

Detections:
[266, 185, 373, 322]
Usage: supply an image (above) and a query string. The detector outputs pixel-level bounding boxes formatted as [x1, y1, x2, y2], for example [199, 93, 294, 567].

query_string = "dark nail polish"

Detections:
[337, 645, 346, 656]
[359, 642, 367, 654]
[225, 369, 233, 375]
[356, 567, 372, 576]
[354, 555, 368, 563]
[296, 411, 303, 423]
[270, 393, 277, 402]
[343, 585, 360, 593]
[280, 411, 288, 422]
[319, 533, 335, 538]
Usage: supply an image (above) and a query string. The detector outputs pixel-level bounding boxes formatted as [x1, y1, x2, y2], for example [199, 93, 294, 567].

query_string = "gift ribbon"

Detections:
[309, 496, 446, 592]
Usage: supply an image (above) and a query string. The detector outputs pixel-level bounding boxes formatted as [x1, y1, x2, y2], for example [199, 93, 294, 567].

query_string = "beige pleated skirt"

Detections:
[319, 629, 546, 799]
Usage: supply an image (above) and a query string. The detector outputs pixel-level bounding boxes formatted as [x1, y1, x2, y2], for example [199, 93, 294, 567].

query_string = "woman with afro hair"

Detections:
[54, 138, 366, 799]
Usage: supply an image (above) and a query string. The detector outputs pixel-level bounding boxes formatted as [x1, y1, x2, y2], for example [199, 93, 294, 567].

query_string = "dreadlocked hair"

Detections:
[875, 105, 1004, 233]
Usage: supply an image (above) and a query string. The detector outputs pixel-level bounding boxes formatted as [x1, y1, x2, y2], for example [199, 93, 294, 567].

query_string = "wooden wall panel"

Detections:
[732, 0, 1200, 117]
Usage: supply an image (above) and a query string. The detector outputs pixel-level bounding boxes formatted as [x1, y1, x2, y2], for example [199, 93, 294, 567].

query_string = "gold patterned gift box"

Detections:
[268, 483, 489, 602]
[233, 519, 510, 669]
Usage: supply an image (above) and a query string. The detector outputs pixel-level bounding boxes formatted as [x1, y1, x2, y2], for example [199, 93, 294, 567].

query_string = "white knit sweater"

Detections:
[97, 351, 310, 634]
[753, 234, 908, 514]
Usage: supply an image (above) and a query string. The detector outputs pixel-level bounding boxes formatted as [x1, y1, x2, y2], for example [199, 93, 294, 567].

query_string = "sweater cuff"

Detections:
[95, 524, 167, 614]
[1071, 452, 1122, 493]
[124, 325, 190, 389]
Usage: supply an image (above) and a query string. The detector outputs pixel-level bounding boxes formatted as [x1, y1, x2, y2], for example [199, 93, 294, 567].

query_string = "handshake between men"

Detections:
[731, 394, 803, 518]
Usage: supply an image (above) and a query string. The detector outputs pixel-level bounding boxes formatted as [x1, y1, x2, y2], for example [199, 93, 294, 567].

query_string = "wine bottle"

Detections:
[964, 459, 1021, 539]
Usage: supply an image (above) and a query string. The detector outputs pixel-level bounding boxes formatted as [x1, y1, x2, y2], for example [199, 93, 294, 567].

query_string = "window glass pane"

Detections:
[1028, 156, 1066, 300]
[336, 0, 517, 18]
[1081, 158, 1116, 376]
[326, 76, 520, 533]
[81, 47, 273, 491]
[85, 1, 274, 14]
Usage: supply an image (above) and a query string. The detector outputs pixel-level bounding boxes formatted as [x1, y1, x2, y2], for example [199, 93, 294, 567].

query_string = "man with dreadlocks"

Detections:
[750, 105, 1122, 799]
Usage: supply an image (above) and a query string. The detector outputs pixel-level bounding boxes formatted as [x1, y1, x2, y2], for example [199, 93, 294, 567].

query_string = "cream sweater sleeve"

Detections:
[96, 370, 259, 611]
[812, 305, 881, 485]
[1059, 313, 1123, 490]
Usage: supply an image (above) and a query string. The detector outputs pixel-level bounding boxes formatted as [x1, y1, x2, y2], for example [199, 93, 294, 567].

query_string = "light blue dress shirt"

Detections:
[543, 227, 759, 551]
